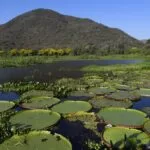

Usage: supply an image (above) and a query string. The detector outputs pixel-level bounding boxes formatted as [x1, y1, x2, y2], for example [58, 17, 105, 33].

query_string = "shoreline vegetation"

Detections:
[0, 47, 150, 68]
[0, 54, 150, 68]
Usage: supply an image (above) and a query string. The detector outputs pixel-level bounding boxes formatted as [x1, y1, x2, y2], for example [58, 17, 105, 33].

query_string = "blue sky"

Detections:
[0, 0, 149, 39]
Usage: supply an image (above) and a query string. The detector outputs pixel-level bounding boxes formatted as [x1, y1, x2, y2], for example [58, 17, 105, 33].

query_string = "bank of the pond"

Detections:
[82, 62, 150, 72]
[0, 54, 148, 68]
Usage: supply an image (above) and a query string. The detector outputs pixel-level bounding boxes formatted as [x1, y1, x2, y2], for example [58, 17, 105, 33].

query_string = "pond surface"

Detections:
[0, 59, 142, 83]
[133, 97, 150, 110]
[0, 92, 19, 101]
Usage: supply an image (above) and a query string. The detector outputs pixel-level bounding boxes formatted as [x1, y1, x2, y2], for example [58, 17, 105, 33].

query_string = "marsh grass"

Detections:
[82, 62, 150, 72]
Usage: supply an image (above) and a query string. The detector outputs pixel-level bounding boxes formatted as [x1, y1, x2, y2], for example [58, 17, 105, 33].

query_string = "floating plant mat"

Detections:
[140, 88, 150, 97]
[64, 112, 99, 134]
[106, 91, 140, 101]
[67, 91, 95, 101]
[21, 96, 60, 109]
[88, 87, 115, 96]
[20, 90, 54, 100]
[51, 101, 92, 114]
[0, 101, 15, 112]
[10, 109, 60, 130]
[97, 107, 148, 128]
[89, 97, 132, 109]
[64, 111, 97, 122]
[103, 127, 150, 149]
[0, 131, 72, 150]
[144, 120, 150, 135]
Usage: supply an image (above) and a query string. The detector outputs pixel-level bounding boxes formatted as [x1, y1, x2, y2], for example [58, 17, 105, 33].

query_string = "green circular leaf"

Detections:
[10, 109, 60, 130]
[0, 131, 72, 150]
[103, 127, 150, 149]
[0, 101, 15, 112]
[51, 101, 92, 114]
[21, 96, 60, 109]
[97, 107, 147, 128]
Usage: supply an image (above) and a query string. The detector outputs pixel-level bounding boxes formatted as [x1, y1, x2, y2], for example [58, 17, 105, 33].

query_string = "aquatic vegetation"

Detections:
[103, 127, 150, 149]
[68, 91, 95, 101]
[64, 111, 96, 123]
[0, 58, 150, 149]
[88, 87, 115, 96]
[115, 84, 137, 91]
[106, 90, 140, 101]
[20, 96, 60, 109]
[1, 82, 50, 94]
[51, 101, 92, 114]
[85, 140, 105, 150]
[52, 78, 75, 98]
[89, 97, 133, 109]
[143, 120, 150, 135]
[140, 88, 150, 97]
[0, 101, 15, 113]
[0, 131, 72, 150]
[10, 109, 61, 130]
[20, 90, 54, 100]
[82, 62, 150, 72]
[97, 107, 147, 128]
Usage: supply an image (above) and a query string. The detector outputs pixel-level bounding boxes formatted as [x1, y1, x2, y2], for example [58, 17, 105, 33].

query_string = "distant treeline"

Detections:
[0, 46, 150, 56]
[0, 48, 72, 56]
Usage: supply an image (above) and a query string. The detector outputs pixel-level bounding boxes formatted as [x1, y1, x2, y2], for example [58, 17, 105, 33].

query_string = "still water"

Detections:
[0, 59, 142, 83]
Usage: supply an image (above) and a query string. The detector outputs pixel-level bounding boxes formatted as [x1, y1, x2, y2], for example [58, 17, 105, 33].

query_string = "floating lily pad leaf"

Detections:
[67, 91, 95, 101]
[21, 90, 54, 100]
[0, 101, 15, 112]
[144, 120, 150, 134]
[0, 131, 72, 150]
[140, 88, 150, 97]
[141, 107, 150, 117]
[116, 85, 137, 91]
[88, 87, 115, 96]
[89, 97, 132, 109]
[21, 96, 60, 109]
[51, 101, 92, 114]
[103, 127, 150, 148]
[106, 91, 140, 101]
[97, 107, 147, 128]
[10, 109, 60, 130]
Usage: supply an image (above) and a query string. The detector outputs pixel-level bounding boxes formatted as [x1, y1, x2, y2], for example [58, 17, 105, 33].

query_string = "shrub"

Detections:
[9, 49, 18, 56]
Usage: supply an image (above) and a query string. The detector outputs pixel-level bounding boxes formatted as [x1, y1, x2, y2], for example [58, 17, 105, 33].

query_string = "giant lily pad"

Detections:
[89, 97, 132, 109]
[21, 90, 53, 100]
[0, 101, 15, 112]
[115, 85, 137, 91]
[106, 91, 140, 101]
[10, 109, 60, 130]
[140, 88, 150, 97]
[97, 107, 147, 128]
[67, 91, 94, 101]
[103, 127, 150, 148]
[0, 131, 72, 150]
[51, 101, 92, 114]
[20, 96, 60, 109]
[88, 87, 115, 96]
[144, 120, 150, 135]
